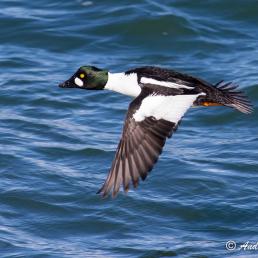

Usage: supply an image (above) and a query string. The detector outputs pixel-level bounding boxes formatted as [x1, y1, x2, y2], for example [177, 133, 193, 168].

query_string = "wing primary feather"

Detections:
[112, 141, 125, 197]
[127, 132, 140, 188]
[123, 145, 131, 192]
[98, 141, 122, 197]
[134, 147, 147, 181]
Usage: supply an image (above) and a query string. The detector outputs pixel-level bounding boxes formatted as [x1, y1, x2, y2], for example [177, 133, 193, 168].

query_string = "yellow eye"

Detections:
[80, 73, 85, 79]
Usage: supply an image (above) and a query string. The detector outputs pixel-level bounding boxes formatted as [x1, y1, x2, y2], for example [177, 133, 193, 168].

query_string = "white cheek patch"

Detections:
[74, 77, 83, 87]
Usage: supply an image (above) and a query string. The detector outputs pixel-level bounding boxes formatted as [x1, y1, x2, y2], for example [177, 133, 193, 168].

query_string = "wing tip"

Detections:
[97, 178, 139, 198]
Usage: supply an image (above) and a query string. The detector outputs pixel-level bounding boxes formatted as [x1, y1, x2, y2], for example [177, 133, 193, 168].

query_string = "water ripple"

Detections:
[1, 0, 258, 257]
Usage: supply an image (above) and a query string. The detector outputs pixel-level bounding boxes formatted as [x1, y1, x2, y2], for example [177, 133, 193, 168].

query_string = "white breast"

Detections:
[105, 72, 141, 97]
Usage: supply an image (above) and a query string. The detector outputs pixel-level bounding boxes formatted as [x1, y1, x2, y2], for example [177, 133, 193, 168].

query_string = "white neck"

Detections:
[104, 72, 141, 97]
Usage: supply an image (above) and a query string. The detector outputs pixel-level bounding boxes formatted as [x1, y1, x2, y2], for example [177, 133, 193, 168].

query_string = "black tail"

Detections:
[213, 81, 253, 114]
[196, 81, 254, 114]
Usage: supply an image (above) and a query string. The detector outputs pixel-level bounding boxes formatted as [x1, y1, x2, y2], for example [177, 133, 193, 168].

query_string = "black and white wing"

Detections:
[126, 66, 253, 114]
[98, 86, 202, 197]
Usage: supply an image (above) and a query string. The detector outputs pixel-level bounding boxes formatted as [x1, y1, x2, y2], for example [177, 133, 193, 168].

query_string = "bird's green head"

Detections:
[59, 66, 108, 90]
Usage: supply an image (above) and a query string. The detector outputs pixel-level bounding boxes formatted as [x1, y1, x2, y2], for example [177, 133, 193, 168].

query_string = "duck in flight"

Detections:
[59, 66, 253, 198]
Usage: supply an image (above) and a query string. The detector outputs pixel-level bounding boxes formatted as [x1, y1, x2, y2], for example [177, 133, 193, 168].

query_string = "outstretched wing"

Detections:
[98, 86, 202, 197]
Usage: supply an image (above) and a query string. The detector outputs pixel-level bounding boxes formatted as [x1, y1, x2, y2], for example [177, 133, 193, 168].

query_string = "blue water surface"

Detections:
[1, 1, 258, 257]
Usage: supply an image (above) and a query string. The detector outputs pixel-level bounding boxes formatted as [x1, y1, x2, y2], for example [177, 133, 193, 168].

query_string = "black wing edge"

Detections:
[97, 118, 178, 198]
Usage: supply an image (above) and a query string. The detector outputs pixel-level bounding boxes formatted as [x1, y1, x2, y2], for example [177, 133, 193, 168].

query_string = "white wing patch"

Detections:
[133, 93, 204, 123]
[75, 77, 83, 87]
[140, 77, 194, 89]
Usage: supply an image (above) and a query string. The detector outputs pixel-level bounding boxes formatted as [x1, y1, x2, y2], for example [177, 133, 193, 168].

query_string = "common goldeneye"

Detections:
[59, 66, 253, 197]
